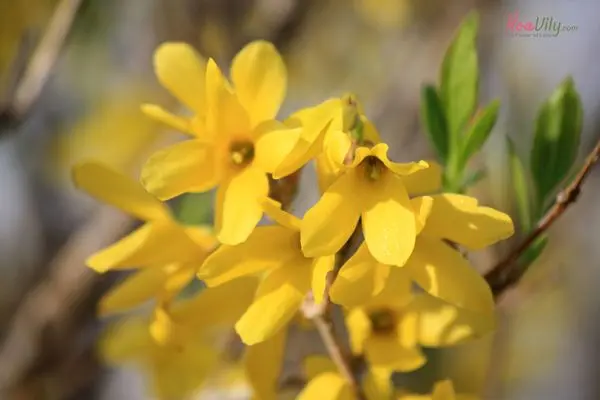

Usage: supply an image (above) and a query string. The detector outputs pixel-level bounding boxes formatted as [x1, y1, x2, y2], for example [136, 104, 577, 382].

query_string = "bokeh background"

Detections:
[0, 0, 599, 399]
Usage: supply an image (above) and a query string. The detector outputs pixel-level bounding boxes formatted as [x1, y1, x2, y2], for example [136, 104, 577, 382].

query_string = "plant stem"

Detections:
[485, 138, 600, 299]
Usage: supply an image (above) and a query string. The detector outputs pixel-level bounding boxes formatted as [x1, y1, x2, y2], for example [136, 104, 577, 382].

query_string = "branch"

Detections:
[485, 139, 600, 298]
[0, 0, 82, 128]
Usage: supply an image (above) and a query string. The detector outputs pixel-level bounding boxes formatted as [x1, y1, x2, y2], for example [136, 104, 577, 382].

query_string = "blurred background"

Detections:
[0, 0, 599, 399]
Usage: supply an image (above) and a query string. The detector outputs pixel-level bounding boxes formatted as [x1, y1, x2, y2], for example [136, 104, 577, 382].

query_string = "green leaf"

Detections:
[530, 77, 583, 208]
[518, 235, 549, 269]
[175, 192, 214, 225]
[420, 85, 449, 163]
[440, 11, 479, 145]
[457, 100, 500, 171]
[507, 138, 533, 233]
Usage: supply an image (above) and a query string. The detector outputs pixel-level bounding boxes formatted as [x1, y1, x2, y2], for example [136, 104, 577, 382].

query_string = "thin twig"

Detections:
[485, 139, 600, 298]
[0, 0, 82, 126]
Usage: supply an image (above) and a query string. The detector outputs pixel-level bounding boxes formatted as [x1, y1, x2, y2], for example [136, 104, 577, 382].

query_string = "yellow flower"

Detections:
[331, 194, 514, 327]
[141, 40, 298, 245]
[297, 355, 391, 400]
[398, 379, 478, 400]
[73, 161, 215, 273]
[244, 328, 288, 400]
[301, 143, 433, 267]
[100, 277, 258, 399]
[199, 198, 335, 345]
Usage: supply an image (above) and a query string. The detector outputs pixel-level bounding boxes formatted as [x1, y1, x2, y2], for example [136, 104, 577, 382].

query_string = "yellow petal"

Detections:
[345, 308, 372, 354]
[421, 194, 514, 249]
[254, 121, 302, 174]
[141, 104, 194, 135]
[297, 372, 353, 400]
[262, 198, 301, 231]
[171, 276, 259, 328]
[324, 129, 352, 167]
[311, 255, 335, 304]
[406, 236, 495, 318]
[149, 304, 177, 346]
[301, 169, 363, 257]
[412, 196, 434, 235]
[87, 222, 203, 272]
[368, 265, 413, 309]
[214, 166, 269, 245]
[361, 116, 382, 144]
[401, 161, 443, 195]
[244, 328, 287, 400]
[205, 58, 250, 139]
[141, 140, 220, 201]
[316, 151, 342, 193]
[231, 40, 287, 126]
[364, 367, 393, 400]
[362, 173, 416, 266]
[432, 380, 457, 400]
[154, 42, 207, 114]
[370, 143, 429, 175]
[99, 318, 152, 364]
[235, 260, 311, 345]
[331, 244, 390, 307]
[100, 267, 168, 316]
[363, 334, 426, 372]
[72, 161, 170, 221]
[199, 225, 297, 286]
[303, 356, 337, 380]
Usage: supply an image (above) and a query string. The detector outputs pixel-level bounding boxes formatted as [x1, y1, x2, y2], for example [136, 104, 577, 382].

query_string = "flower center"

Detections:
[229, 140, 255, 167]
[368, 308, 396, 335]
[362, 155, 385, 181]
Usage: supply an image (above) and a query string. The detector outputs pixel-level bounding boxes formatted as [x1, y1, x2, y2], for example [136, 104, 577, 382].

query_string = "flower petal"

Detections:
[154, 42, 207, 114]
[401, 161, 443, 195]
[262, 198, 301, 231]
[214, 166, 270, 245]
[371, 143, 429, 175]
[205, 58, 250, 139]
[421, 194, 514, 249]
[199, 225, 297, 286]
[346, 308, 372, 354]
[254, 121, 302, 174]
[432, 380, 457, 400]
[303, 356, 337, 379]
[231, 41, 287, 126]
[311, 255, 335, 304]
[99, 318, 152, 364]
[406, 236, 495, 317]
[363, 334, 426, 372]
[141, 140, 220, 200]
[412, 196, 433, 235]
[297, 372, 353, 400]
[362, 173, 416, 266]
[331, 244, 390, 308]
[364, 368, 393, 400]
[244, 328, 287, 400]
[301, 169, 363, 257]
[73, 161, 170, 221]
[235, 260, 311, 345]
[87, 222, 203, 272]
[141, 104, 194, 135]
[171, 277, 259, 328]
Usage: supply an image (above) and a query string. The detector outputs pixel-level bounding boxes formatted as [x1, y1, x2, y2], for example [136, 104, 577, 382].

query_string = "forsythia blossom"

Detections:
[75, 38, 515, 399]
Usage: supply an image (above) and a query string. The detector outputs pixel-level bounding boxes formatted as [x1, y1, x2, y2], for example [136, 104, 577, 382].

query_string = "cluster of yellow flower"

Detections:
[73, 40, 514, 399]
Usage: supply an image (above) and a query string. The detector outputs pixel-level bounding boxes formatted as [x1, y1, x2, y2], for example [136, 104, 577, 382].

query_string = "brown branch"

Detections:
[485, 138, 600, 299]
[0, 0, 82, 127]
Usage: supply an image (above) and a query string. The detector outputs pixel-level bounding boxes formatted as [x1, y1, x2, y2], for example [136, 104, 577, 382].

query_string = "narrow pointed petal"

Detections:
[73, 161, 170, 221]
[432, 380, 457, 399]
[311, 255, 335, 304]
[214, 166, 269, 245]
[141, 140, 220, 200]
[364, 335, 426, 372]
[362, 173, 416, 267]
[235, 261, 312, 345]
[345, 308, 372, 354]
[154, 42, 206, 114]
[199, 226, 297, 286]
[364, 368, 393, 400]
[297, 372, 353, 400]
[401, 161, 443, 195]
[254, 121, 302, 174]
[421, 194, 514, 249]
[371, 143, 429, 175]
[262, 198, 301, 231]
[301, 169, 363, 257]
[141, 104, 194, 135]
[245, 328, 287, 400]
[99, 318, 152, 364]
[412, 196, 434, 234]
[406, 236, 495, 317]
[231, 41, 287, 126]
